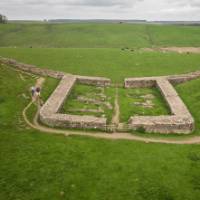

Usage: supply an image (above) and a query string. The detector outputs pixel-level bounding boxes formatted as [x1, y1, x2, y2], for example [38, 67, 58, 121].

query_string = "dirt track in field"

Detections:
[111, 88, 120, 125]
[143, 47, 200, 54]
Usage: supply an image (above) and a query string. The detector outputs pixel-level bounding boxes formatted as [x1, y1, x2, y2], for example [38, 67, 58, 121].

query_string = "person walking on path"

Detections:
[30, 77, 45, 105]
[35, 87, 43, 106]
[30, 86, 36, 100]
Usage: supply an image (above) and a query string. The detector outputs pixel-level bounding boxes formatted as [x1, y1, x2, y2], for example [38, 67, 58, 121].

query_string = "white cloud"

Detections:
[0, 0, 200, 20]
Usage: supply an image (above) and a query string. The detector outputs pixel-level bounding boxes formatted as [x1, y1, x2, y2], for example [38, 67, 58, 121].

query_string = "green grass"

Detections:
[1, 23, 200, 48]
[62, 84, 115, 123]
[62, 84, 170, 124]
[1, 48, 200, 82]
[148, 25, 200, 47]
[2, 64, 200, 200]
[176, 78, 200, 134]
[0, 23, 149, 48]
[0, 63, 35, 131]
[118, 88, 170, 122]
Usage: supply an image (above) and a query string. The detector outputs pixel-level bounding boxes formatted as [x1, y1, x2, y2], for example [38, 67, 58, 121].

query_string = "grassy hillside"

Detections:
[147, 25, 200, 47]
[1, 23, 200, 48]
[176, 78, 200, 134]
[1, 63, 200, 200]
[0, 23, 149, 48]
[1, 48, 200, 82]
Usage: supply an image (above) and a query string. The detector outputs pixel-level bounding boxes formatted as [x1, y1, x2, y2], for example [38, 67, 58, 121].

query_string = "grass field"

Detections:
[1, 23, 200, 200]
[2, 63, 200, 200]
[176, 78, 200, 134]
[118, 87, 170, 122]
[1, 23, 200, 47]
[62, 84, 115, 123]
[1, 48, 200, 82]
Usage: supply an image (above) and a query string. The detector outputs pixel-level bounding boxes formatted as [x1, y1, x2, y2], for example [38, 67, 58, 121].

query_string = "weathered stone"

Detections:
[129, 115, 194, 134]
[0, 57, 65, 79]
[39, 75, 107, 130]
[141, 94, 155, 100]
[76, 75, 111, 86]
[125, 77, 157, 88]
[128, 78, 194, 134]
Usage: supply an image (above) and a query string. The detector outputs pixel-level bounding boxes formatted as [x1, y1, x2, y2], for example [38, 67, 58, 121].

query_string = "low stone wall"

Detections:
[125, 77, 157, 88]
[129, 115, 194, 134]
[40, 75, 107, 130]
[167, 71, 200, 84]
[41, 114, 107, 130]
[77, 75, 111, 87]
[156, 79, 191, 116]
[128, 77, 195, 134]
[0, 57, 111, 86]
[125, 71, 200, 88]
[0, 57, 65, 79]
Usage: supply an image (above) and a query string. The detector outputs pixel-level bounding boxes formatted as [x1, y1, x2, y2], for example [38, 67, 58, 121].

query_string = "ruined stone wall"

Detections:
[167, 71, 200, 84]
[0, 57, 111, 86]
[77, 75, 111, 87]
[0, 57, 65, 79]
[39, 75, 107, 130]
[127, 77, 195, 134]
[129, 115, 194, 134]
[125, 71, 200, 88]
[125, 77, 157, 88]
[156, 79, 191, 116]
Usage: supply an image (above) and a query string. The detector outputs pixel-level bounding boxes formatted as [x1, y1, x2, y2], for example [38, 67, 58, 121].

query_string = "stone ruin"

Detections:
[40, 75, 111, 130]
[1, 56, 200, 134]
[125, 77, 195, 134]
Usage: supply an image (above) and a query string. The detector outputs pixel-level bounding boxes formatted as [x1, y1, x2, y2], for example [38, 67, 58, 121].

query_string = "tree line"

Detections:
[0, 14, 8, 23]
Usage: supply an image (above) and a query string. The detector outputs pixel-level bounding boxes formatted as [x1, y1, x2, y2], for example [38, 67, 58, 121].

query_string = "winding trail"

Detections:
[23, 101, 200, 145]
[112, 88, 120, 126]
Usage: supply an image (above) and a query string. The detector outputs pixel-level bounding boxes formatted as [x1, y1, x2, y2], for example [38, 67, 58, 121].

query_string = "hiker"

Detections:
[35, 87, 41, 97]
[30, 86, 36, 98]
[35, 87, 43, 105]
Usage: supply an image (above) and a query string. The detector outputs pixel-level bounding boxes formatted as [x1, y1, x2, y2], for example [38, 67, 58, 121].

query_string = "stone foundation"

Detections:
[125, 77, 157, 88]
[39, 75, 107, 130]
[125, 77, 195, 134]
[125, 71, 200, 88]
[129, 116, 194, 134]
[1, 56, 199, 134]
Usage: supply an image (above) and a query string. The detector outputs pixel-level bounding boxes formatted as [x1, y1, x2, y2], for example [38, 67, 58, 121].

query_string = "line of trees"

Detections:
[0, 14, 8, 24]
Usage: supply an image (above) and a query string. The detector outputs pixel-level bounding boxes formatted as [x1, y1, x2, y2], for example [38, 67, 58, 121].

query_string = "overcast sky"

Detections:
[1, 0, 200, 20]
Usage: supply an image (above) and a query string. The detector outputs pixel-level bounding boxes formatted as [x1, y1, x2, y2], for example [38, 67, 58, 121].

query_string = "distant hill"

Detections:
[47, 19, 147, 24]
[1, 23, 200, 48]
[8, 19, 200, 25]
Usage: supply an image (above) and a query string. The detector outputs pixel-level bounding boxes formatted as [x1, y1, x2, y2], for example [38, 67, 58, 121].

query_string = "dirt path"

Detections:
[22, 77, 200, 145]
[19, 73, 25, 81]
[35, 77, 45, 88]
[143, 47, 200, 54]
[111, 88, 120, 125]
[23, 103, 200, 144]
